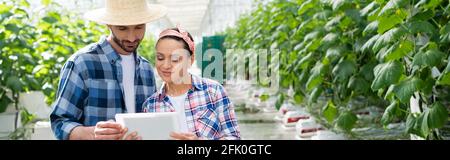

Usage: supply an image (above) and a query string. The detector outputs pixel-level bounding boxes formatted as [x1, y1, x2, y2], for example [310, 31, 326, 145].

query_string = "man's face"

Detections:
[108, 24, 146, 53]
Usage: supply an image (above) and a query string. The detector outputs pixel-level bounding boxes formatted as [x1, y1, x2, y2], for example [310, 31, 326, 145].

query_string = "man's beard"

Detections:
[112, 33, 141, 53]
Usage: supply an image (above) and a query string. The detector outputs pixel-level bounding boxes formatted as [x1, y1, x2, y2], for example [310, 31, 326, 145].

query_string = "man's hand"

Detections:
[170, 132, 199, 140]
[94, 120, 142, 140]
[94, 120, 126, 140]
[68, 120, 141, 140]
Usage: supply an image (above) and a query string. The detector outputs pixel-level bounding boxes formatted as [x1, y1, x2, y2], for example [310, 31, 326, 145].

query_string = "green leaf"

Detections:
[361, 35, 380, 53]
[298, 0, 315, 15]
[379, 0, 408, 16]
[306, 63, 326, 91]
[308, 87, 323, 104]
[377, 9, 407, 34]
[360, 61, 376, 81]
[415, 0, 442, 10]
[360, 1, 378, 16]
[275, 93, 285, 110]
[412, 49, 445, 67]
[0, 92, 13, 113]
[363, 21, 378, 36]
[421, 110, 430, 138]
[260, 94, 269, 102]
[406, 113, 416, 134]
[336, 111, 358, 132]
[322, 100, 338, 123]
[439, 72, 450, 85]
[406, 21, 436, 34]
[42, 16, 58, 24]
[393, 77, 424, 103]
[385, 40, 413, 61]
[293, 91, 304, 104]
[321, 33, 339, 47]
[332, 59, 356, 82]
[348, 76, 370, 94]
[330, 0, 348, 11]
[298, 52, 313, 70]
[427, 102, 448, 129]
[381, 101, 398, 126]
[371, 61, 404, 90]
[6, 76, 23, 92]
[373, 27, 407, 53]
[326, 47, 343, 59]
[440, 22, 450, 43]
[5, 23, 20, 33]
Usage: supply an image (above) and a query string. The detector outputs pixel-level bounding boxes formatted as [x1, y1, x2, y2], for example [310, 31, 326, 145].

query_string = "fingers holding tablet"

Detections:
[94, 120, 125, 140]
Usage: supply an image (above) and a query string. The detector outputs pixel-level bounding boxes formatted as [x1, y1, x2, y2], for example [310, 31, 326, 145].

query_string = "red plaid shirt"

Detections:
[142, 75, 240, 140]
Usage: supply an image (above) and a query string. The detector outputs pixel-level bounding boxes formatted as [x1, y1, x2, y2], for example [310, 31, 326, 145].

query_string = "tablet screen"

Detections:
[115, 112, 181, 140]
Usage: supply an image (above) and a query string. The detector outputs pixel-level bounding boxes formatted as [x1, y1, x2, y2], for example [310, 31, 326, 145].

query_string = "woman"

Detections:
[142, 26, 240, 140]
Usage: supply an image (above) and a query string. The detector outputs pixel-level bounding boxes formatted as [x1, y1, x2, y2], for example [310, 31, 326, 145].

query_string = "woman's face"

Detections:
[155, 38, 194, 84]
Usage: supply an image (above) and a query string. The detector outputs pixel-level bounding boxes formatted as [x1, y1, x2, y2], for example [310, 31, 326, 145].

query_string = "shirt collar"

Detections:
[158, 74, 204, 100]
[98, 36, 141, 65]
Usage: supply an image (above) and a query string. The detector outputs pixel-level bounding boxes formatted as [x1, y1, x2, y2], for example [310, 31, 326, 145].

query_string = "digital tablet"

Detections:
[115, 112, 180, 140]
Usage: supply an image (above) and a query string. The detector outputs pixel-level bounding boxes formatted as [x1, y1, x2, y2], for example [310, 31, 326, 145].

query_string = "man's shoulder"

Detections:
[136, 55, 155, 71]
[67, 42, 103, 64]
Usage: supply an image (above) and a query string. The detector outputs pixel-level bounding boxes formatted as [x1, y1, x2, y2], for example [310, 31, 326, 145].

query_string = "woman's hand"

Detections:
[170, 132, 199, 140]
[122, 128, 142, 140]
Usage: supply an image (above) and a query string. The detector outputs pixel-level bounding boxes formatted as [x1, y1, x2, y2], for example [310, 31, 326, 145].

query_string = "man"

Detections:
[50, 0, 167, 140]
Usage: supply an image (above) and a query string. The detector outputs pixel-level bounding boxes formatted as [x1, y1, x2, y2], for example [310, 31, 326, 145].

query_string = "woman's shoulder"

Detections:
[142, 92, 162, 107]
[193, 76, 227, 96]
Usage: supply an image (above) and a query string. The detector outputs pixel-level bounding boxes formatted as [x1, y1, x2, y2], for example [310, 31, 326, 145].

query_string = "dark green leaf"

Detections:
[348, 76, 370, 93]
[42, 16, 57, 24]
[275, 93, 285, 110]
[308, 87, 323, 104]
[393, 77, 424, 103]
[421, 110, 430, 138]
[381, 101, 398, 126]
[440, 22, 450, 43]
[6, 76, 23, 92]
[5, 23, 20, 33]
[336, 111, 357, 132]
[371, 61, 404, 90]
[406, 113, 417, 134]
[406, 21, 436, 34]
[412, 49, 445, 67]
[427, 102, 448, 129]
[306, 63, 326, 91]
[332, 59, 356, 82]
[0, 92, 13, 113]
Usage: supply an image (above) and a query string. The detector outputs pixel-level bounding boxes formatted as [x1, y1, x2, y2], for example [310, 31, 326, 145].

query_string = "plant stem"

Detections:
[13, 91, 19, 131]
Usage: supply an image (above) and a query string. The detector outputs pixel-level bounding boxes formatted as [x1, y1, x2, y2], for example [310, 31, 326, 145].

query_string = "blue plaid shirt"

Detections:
[50, 37, 156, 140]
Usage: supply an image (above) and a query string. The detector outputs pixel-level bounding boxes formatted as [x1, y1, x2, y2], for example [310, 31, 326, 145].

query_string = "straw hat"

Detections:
[84, 0, 167, 26]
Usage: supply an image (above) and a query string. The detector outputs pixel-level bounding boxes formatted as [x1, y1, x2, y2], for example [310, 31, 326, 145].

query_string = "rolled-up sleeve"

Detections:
[50, 60, 87, 140]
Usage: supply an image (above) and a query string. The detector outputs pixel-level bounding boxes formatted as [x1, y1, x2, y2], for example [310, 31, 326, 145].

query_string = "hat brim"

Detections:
[84, 4, 167, 26]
